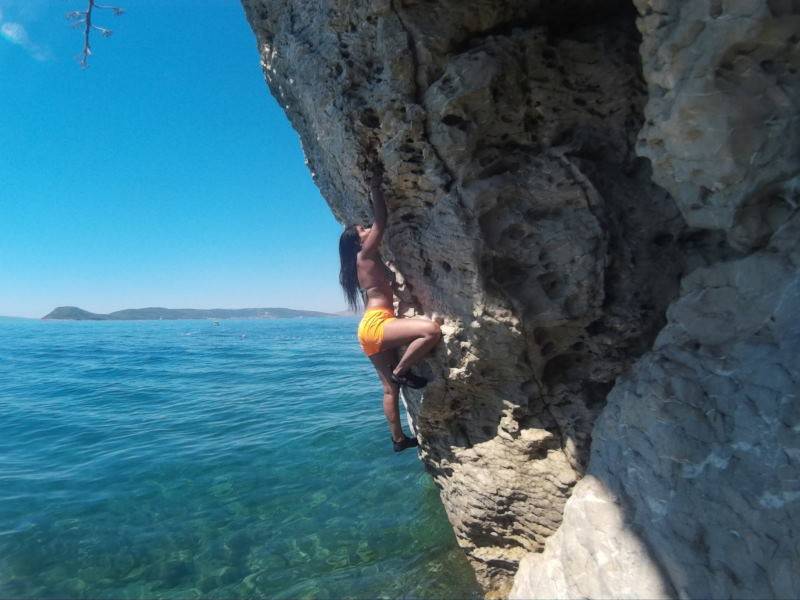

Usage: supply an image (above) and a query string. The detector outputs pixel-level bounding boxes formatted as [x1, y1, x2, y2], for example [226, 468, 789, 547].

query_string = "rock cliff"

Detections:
[241, 0, 799, 597]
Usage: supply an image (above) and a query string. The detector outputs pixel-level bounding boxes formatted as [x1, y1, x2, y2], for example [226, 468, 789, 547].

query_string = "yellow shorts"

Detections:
[357, 308, 396, 356]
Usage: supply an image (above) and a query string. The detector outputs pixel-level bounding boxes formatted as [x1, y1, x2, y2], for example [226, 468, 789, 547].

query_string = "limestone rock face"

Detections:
[512, 1, 800, 598]
[635, 0, 800, 248]
[511, 214, 800, 599]
[241, 0, 799, 596]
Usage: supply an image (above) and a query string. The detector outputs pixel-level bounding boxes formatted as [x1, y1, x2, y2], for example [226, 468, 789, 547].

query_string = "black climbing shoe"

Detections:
[392, 435, 419, 453]
[390, 370, 428, 389]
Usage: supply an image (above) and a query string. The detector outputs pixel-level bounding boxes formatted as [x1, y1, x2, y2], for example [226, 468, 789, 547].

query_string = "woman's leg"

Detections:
[380, 318, 441, 377]
[368, 349, 405, 442]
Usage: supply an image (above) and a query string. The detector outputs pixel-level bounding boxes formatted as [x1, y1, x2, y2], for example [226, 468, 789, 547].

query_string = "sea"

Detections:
[0, 317, 481, 599]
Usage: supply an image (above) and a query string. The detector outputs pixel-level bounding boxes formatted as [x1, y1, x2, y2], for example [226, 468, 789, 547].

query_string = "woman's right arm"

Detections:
[360, 163, 386, 257]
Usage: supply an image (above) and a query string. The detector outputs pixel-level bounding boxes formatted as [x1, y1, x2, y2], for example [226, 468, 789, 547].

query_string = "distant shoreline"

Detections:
[42, 306, 346, 321]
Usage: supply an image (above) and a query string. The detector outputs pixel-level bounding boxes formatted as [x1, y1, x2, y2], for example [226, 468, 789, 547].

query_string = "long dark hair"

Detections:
[339, 225, 362, 312]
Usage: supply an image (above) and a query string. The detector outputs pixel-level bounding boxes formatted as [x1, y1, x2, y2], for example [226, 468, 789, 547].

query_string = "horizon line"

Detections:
[1, 304, 356, 320]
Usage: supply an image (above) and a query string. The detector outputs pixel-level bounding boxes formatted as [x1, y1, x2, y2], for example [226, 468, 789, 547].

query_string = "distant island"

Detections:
[43, 306, 340, 321]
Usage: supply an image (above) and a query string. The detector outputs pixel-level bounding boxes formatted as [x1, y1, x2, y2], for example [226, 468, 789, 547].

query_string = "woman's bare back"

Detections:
[357, 252, 394, 309]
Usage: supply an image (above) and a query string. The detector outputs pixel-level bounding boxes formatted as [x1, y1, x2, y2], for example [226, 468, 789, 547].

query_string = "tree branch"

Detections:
[67, 0, 124, 68]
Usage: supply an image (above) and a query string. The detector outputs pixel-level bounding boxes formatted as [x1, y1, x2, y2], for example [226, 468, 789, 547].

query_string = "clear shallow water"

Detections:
[0, 318, 480, 599]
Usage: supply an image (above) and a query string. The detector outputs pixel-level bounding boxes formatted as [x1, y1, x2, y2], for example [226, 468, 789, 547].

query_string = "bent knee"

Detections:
[426, 321, 442, 339]
[382, 383, 399, 396]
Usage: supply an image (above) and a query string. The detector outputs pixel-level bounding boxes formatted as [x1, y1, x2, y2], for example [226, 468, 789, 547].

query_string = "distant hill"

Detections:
[45, 307, 112, 320]
[43, 306, 339, 320]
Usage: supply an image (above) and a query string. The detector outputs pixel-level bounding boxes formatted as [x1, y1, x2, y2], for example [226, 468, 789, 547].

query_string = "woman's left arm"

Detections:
[361, 163, 387, 257]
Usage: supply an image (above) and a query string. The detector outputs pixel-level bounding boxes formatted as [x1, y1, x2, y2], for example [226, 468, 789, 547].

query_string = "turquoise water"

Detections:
[0, 318, 480, 599]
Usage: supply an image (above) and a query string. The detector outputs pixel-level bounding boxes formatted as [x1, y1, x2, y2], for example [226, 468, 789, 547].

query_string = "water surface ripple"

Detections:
[0, 318, 480, 599]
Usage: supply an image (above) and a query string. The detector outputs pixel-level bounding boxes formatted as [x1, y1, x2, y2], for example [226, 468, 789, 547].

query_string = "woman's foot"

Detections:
[392, 435, 419, 453]
[390, 370, 428, 389]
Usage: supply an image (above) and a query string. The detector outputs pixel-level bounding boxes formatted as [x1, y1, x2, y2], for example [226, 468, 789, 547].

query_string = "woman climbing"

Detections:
[339, 161, 442, 453]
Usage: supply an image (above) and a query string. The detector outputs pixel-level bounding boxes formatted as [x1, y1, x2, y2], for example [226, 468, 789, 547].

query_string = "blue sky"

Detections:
[0, 0, 345, 318]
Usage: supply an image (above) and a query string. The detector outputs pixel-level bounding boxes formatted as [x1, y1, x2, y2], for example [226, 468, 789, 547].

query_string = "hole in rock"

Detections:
[652, 232, 674, 247]
[768, 0, 800, 17]
[586, 319, 607, 336]
[478, 159, 519, 179]
[678, 229, 711, 245]
[528, 446, 548, 460]
[441, 261, 452, 273]
[583, 381, 614, 409]
[543, 353, 583, 383]
[493, 258, 529, 286]
[441, 114, 469, 131]
[537, 272, 562, 299]
[505, 224, 526, 241]
[527, 207, 562, 222]
[359, 110, 380, 129]
[524, 115, 542, 133]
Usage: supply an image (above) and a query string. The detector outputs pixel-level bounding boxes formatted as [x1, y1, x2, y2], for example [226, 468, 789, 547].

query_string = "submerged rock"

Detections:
[242, 0, 799, 597]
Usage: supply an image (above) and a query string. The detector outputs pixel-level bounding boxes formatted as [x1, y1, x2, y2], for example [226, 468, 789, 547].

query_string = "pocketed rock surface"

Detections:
[242, 0, 800, 597]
